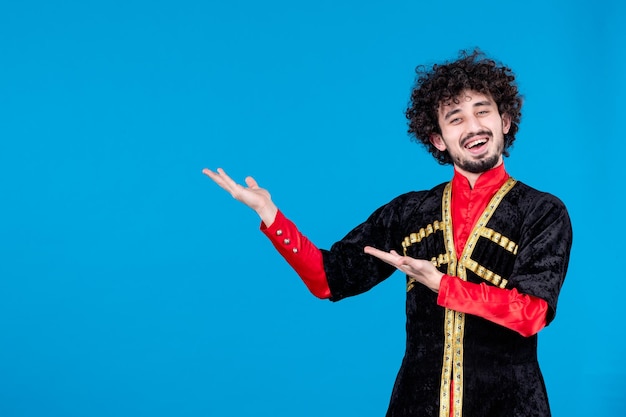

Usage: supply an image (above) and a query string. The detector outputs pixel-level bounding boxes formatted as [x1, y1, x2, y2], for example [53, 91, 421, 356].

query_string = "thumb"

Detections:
[245, 176, 259, 189]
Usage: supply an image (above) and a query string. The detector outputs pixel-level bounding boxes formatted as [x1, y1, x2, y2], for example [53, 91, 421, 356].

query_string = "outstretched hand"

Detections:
[363, 246, 444, 292]
[202, 168, 278, 226]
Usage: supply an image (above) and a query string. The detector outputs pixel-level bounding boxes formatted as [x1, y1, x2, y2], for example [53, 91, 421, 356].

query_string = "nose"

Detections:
[467, 114, 482, 132]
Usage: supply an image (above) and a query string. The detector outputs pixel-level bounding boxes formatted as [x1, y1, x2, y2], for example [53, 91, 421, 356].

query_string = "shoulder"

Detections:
[377, 182, 448, 218]
[509, 181, 569, 214]
[506, 181, 572, 237]
[387, 182, 448, 206]
[370, 183, 447, 225]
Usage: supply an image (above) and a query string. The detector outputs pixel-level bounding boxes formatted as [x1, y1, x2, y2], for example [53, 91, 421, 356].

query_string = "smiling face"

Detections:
[430, 90, 511, 182]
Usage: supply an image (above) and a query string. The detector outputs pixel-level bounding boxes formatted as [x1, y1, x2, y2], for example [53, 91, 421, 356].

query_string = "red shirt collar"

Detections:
[450, 164, 510, 257]
[451, 163, 509, 192]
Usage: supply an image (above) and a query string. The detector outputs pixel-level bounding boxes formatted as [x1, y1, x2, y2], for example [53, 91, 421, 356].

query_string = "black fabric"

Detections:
[321, 181, 572, 417]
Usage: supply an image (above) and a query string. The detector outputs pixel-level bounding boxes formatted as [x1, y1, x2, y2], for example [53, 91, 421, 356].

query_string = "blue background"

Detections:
[1, 0, 623, 416]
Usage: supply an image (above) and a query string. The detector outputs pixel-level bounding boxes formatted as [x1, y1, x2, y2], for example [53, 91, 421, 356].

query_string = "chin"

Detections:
[460, 155, 501, 174]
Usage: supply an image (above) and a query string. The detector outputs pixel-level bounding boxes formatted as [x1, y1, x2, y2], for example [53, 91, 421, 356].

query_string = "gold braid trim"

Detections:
[462, 258, 508, 289]
[438, 178, 517, 417]
[457, 178, 517, 290]
[401, 221, 443, 255]
[479, 226, 519, 255]
[399, 179, 519, 416]
[402, 221, 447, 293]
[457, 225, 518, 288]
[439, 182, 460, 417]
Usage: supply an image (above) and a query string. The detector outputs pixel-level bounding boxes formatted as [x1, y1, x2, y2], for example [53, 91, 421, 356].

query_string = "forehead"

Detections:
[438, 90, 495, 114]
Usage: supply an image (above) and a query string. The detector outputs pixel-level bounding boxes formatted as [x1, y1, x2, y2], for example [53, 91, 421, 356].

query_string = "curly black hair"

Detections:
[405, 48, 523, 165]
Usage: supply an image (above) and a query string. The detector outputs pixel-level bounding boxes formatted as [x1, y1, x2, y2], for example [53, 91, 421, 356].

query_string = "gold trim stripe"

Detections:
[462, 258, 508, 288]
[438, 178, 517, 417]
[401, 220, 443, 255]
[440, 182, 462, 417]
[479, 227, 519, 255]
[440, 307, 456, 417]
[399, 179, 518, 416]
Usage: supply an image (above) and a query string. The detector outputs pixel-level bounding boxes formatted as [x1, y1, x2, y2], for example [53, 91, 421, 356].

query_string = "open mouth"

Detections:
[464, 137, 488, 150]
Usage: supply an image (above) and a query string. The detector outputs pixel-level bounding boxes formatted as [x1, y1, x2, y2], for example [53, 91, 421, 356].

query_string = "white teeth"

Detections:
[466, 139, 486, 149]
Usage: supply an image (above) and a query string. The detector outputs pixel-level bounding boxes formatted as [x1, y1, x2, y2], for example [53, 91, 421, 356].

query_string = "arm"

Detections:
[434, 193, 572, 335]
[203, 168, 402, 300]
[509, 195, 572, 325]
[364, 247, 548, 336]
[203, 168, 331, 298]
[260, 211, 331, 298]
[437, 275, 548, 337]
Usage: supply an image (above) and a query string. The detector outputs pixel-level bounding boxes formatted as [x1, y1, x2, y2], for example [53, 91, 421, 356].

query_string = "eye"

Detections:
[450, 117, 462, 124]
[477, 110, 489, 116]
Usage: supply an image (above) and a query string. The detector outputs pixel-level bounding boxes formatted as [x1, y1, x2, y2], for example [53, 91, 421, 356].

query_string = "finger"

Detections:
[202, 168, 223, 180]
[365, 246, 400, 258]
[396, 256, 420, 270]
[364, 245, 383, 256]
[364, 246, 401, 265]
[203, 167, 240, 195]
[214, 168, 244, 194]
[245, 176, 259, 189]
[202, 168, 228, 188]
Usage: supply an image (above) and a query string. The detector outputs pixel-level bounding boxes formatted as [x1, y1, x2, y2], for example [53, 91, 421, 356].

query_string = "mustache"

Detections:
[461, 130, 492, 146]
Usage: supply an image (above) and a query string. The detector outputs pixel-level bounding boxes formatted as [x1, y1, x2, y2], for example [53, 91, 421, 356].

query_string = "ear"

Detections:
[430, 133, 447, 151]
[502, 113, 511, 134]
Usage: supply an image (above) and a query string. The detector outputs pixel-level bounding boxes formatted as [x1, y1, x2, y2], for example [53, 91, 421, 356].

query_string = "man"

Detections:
[203, 49, 572, 417]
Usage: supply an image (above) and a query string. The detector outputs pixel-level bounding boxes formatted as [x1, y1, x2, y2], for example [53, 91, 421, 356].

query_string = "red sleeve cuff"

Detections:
[261, 211, 331, 299]
[437, 274, 548, 337]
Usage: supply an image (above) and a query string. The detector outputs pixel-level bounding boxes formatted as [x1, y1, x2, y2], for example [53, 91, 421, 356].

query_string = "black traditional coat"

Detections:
[321, 179, 572, 417]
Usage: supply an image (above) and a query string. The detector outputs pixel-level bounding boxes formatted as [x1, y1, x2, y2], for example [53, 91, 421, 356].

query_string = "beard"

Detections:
[452, 152, 502, 174]
[450, 133, 504, 174]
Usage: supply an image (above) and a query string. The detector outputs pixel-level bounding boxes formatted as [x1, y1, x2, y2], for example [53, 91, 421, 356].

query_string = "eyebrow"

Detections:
[443, 100, 493, 120]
